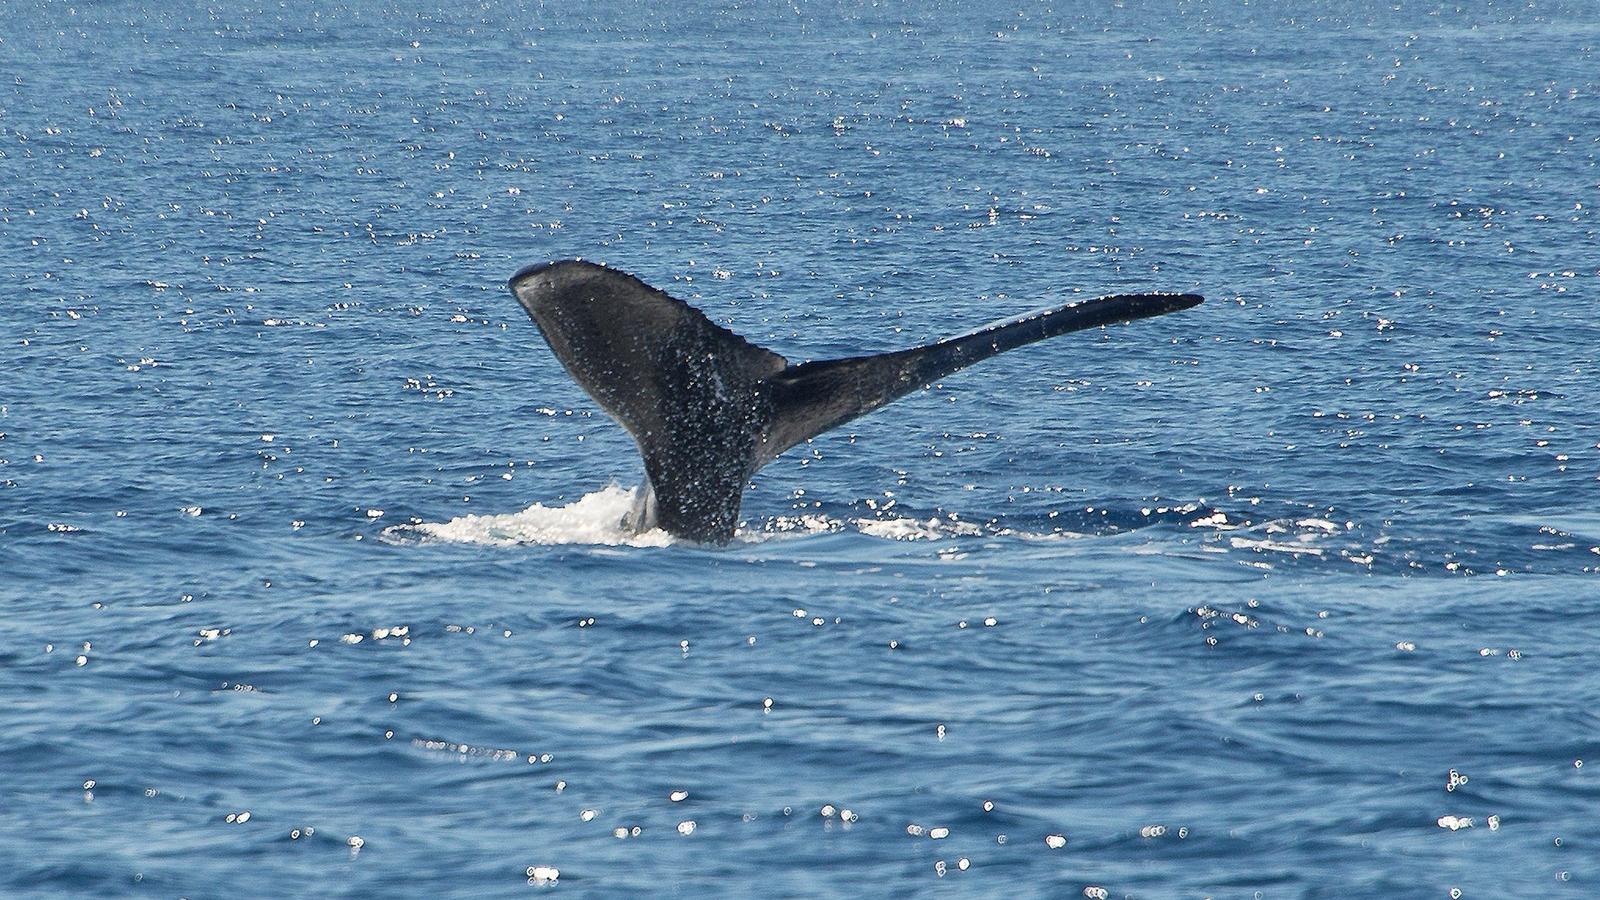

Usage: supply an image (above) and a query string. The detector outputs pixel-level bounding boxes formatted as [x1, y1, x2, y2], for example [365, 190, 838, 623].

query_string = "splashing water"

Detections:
[396, 485, 674, 548]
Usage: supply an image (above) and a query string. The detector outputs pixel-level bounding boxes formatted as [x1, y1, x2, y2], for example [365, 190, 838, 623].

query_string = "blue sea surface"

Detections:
[3, 1, 1599, 895]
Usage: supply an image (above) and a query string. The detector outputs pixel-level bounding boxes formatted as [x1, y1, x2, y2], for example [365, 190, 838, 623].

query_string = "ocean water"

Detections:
[3, 1, 1598, 895]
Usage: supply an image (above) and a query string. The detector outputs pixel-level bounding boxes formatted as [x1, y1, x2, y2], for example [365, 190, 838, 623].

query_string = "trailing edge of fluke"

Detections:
[507, 259, 1201, 544]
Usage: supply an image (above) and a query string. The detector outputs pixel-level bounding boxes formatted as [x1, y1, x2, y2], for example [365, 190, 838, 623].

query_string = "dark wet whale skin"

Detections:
[509, 260, 1201, 543]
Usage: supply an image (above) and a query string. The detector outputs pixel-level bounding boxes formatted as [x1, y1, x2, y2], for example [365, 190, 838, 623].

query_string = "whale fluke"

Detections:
[508, 259, 1201, 543]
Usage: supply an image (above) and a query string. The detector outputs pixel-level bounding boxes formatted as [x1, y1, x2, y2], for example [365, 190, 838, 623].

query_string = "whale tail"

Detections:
[508, 260, 1201, 543]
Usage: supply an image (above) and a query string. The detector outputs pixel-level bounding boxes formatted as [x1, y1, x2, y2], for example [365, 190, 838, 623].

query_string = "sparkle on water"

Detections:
[5, 0, 1600, 895]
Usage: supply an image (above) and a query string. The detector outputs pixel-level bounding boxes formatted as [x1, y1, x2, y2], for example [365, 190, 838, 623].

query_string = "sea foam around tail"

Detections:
[393, 485, 674, 548]
[387, 484, 1086, 548]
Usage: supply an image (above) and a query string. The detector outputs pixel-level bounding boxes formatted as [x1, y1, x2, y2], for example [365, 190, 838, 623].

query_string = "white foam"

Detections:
[1229, 536, 1327, 557]
[395, 485, 674, 548]
[857, 516, 982, 541]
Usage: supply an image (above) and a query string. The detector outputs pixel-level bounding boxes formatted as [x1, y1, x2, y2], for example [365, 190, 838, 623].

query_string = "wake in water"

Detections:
[378, 486, 1580, 575]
